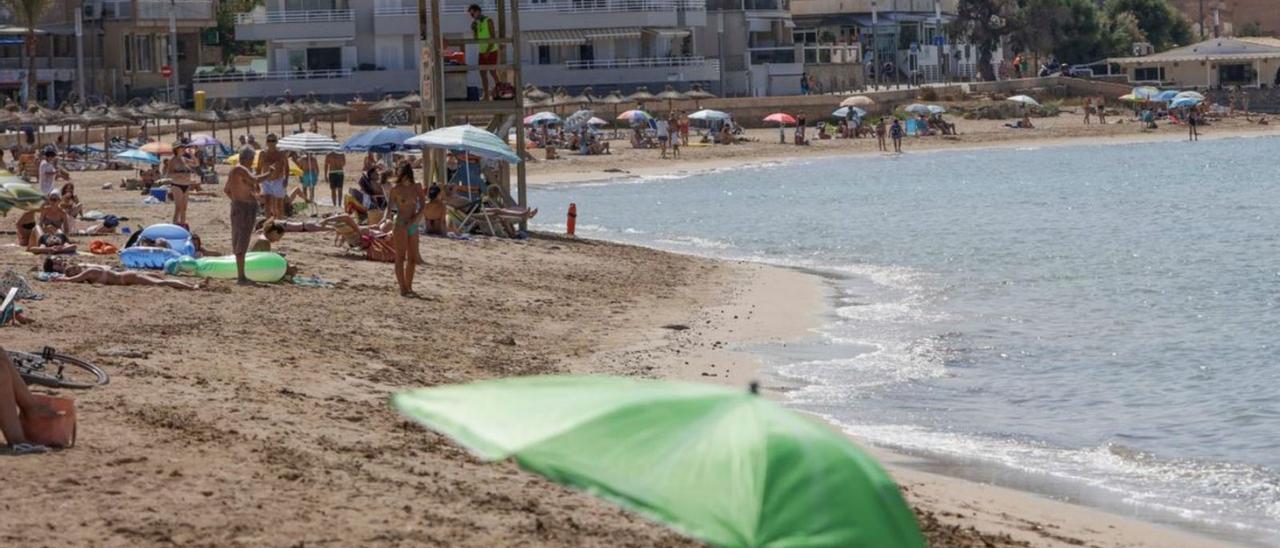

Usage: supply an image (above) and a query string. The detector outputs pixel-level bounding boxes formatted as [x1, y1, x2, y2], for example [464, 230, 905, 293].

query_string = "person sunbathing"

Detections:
[259, 215, 337, 234]
[43, 257, 201, 290]
[0, 348, 65, 454]
[57, 183, 84, 219]
[14, 210, 37, 247]
[28, 231, 77, 255]
[250, 223, 285, 252]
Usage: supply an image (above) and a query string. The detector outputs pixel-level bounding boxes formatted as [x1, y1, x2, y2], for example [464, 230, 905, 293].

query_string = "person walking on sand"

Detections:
[875, 118, 888, 151]
[259, 134, 289, 219]
[667, 115, 681, 159]
[890, 119, 903, 153]
[1187, 108, 1199, 141]
[388, 168, 424, 297]
[226, 147, 270, 285]
[1096, 98, 1106, 125]
[324, 147, 346, 212]
[656, 116, 670, 159]
[1083, 97, 1092, 125]
[299, 153, 319, 210]
[37, 148, 69, 196]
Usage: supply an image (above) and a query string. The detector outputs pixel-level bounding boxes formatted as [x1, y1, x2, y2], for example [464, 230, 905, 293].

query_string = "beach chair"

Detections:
[0, 288, 21, 327]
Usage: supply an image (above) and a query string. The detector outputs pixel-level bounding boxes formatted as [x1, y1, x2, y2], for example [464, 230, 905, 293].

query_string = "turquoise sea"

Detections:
[530, 136, 1280, 545]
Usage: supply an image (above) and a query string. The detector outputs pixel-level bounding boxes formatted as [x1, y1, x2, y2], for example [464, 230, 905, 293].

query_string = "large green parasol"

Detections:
[393, 375, 925, 548]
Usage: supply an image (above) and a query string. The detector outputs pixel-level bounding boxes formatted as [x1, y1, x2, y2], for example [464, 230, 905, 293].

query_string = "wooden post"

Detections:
[511, 0, 527, 230]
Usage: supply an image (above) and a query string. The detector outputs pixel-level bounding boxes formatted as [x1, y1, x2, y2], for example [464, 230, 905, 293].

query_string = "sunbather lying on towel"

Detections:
[42, 257, 201, 290]
[261, 215, 340, 233]
[28, 231, 77, 255]
[0, 347, 65, 455]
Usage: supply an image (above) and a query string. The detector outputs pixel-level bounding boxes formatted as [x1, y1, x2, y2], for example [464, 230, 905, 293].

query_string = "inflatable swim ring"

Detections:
[119, 246, 184, 269]
[164, 252, 288, 283]
[134, 223, 196, 257]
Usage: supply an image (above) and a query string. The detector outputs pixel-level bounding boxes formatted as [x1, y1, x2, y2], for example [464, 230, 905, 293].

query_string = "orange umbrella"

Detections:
[140, 142, 174, 155]
[763, 112, 797, 125]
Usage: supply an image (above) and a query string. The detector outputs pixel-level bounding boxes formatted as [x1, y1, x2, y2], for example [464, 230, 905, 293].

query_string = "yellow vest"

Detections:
[474, 16, 497, 54]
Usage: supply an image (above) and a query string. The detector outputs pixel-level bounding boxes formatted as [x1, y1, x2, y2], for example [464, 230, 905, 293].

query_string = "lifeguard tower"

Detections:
[417, 0, 529, 220]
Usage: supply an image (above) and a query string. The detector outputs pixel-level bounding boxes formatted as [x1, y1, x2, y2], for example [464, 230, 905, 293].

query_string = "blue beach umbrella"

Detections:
[1152, 90, 1181, 103]
[1170, 96, 1203, 109]
[342, 127, 416, 153]
[1174, 91, 1205, 102]
[117, 149, 161, 165]
[1131, 86, 1160, 100]
[832, 106, 867, 119]
[404, 124, 521, 164]
[903, 103, 931, 115]
[926, 105, 947, 115]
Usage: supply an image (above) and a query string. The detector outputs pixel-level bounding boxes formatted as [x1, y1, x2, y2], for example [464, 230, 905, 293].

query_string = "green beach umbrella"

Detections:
[393, 375, 925, 548]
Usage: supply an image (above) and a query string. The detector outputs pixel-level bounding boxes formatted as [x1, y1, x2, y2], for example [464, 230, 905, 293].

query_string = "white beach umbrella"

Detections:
[832, 106, 867, 119]
[277, 131, 341, 153]
[903, 103, 931, 115]
[587, 116, 608, 126]
[840, 95, 875, 108]
[1174, 91, 1205, 102]
[688, 109, 731, 122]
[926, 105, 947, 115]
[405, 124, 521, 164]
[1006, 95, 1041, 108]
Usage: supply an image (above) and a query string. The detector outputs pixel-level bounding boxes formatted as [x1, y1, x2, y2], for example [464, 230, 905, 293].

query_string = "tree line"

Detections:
[953, 0, 1194, 80]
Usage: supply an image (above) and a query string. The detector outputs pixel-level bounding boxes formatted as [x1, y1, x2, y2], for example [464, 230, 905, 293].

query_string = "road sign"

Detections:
[933, 35, 945, 47]
[161, 65, 172, 78]
[909, 42, 919, 53]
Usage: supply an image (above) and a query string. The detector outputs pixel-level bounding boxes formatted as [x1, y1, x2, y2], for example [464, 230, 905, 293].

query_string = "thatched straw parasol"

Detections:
[685, 84, 716, 109]
[655, 85, 687, 115]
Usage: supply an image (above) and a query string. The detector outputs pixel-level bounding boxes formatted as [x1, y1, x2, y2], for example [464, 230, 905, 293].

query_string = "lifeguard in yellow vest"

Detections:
[468, 4, 504, 101]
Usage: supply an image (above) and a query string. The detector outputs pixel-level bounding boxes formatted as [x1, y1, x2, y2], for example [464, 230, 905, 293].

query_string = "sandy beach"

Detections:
[0, 112, 1265, 546]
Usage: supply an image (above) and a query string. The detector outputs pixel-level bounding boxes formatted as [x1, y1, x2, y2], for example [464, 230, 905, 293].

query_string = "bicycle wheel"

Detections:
[11, 351, 110, 389]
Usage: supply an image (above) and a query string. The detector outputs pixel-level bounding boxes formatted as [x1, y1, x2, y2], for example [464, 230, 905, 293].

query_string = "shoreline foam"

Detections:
[621, 259, 1236, 547]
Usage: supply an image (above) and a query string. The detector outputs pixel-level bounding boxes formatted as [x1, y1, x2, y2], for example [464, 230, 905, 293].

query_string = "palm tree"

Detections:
[3, 0, 53, 104]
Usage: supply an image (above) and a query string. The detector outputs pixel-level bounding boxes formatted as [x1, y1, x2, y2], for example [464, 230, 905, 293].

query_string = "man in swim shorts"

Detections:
[258, 134, 289, 219]
[226, 146, 270, 284]
[299, 153, 319, 207]
[324, 147, 345, 213]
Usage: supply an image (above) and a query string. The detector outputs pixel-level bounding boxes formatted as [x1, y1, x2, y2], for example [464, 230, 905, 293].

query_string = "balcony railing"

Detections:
[707, 0, 787, 10]
[192, 68, 353, 83]
[235, 9, 356, 24]
[747, 44, 861, 65]
[374, 6, 417, 15]
[100, 0, 214, 20]
[430, 0, 704, 13]
[562, 56, 708, 70]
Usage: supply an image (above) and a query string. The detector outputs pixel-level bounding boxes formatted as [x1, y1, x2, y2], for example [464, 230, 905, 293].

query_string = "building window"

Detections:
[137, 35, 154, 72]
[537, 45, 550, 65]
[1133, 66, 1163, 81]
[1218, 63, 1252, 83]
[123, 34, 134, 72]
[795, 30, 816, 44]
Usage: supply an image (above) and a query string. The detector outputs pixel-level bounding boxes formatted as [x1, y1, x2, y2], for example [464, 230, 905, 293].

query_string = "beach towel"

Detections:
[0, 270, 43, 300]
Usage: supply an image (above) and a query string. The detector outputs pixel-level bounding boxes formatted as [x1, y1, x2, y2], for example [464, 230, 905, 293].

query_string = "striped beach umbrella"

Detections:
[277, 131, 341, 153]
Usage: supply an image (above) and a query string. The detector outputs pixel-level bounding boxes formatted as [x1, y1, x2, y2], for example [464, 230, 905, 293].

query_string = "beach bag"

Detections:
[20, 394, 76, 448]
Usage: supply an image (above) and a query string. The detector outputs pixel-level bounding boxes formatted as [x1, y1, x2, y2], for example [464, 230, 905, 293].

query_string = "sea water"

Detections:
[529, 137, 1280, 545]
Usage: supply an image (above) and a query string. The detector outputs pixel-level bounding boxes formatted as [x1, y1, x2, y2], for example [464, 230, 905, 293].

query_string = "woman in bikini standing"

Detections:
[388, 167, 424, 297]
[166, 144, 196, 226]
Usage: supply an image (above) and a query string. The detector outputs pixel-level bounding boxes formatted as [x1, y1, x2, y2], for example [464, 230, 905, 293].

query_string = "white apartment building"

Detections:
[197, 0, 720, 99]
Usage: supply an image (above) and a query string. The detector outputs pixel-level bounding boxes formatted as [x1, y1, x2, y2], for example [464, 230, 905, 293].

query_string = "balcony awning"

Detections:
[585, 27, 643, 40]
[526, 29, 587, 46]
[644, 28, 691, 38]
